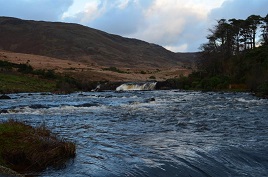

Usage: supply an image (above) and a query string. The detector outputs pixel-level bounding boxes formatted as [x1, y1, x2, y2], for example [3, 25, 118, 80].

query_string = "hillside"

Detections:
[0, 17, 195, 69]
[0, 50, 191, 83]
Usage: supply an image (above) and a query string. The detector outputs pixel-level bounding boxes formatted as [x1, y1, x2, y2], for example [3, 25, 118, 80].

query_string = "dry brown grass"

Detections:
[0, 50, 192, 82]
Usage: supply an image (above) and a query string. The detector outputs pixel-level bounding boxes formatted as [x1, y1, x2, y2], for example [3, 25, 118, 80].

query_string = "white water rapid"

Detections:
[116, 82, 157, 91]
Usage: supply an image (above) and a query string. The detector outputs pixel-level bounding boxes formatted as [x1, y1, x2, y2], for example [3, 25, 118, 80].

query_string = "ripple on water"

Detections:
[1, 91, 268, 177]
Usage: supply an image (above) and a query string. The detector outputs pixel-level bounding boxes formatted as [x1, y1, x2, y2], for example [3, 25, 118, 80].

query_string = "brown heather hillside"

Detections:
[0, 50, 192, 82]
[0, 17, 198, 82]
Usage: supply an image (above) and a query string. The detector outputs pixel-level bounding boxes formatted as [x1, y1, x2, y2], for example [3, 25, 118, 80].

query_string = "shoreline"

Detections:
[1, 85, 267, 99]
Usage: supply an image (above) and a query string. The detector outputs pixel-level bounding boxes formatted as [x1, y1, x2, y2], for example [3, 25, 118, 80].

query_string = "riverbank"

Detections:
[0, 58, 267, 98]
[0, 120, 76, 176]
[0, 59, 190, 94]
[0, 72, 57, 93]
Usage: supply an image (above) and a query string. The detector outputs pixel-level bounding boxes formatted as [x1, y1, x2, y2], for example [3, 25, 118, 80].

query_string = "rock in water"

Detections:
[0, 110, 9, 114]
[0, 95, 11, 99]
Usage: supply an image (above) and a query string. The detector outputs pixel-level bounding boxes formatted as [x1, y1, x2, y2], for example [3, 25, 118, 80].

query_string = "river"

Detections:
[0, 90, 268, 177]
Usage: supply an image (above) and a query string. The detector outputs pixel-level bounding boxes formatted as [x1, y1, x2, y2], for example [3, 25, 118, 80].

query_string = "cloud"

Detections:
[62, 0, 106, 23]
[209, 0, 268, 21]
[63, 0, 147, 35]
[128, 0, 218, 52]
[165, 44, 188, 53]
[0, 0, 73, 21]
[88, 1, 144, 35]
[117, 0, 130, 9]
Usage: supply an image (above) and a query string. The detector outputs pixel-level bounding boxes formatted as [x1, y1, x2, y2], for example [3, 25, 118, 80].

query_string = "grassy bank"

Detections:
[0, 60, 98, 93]
[0, 120, 76, 175]
[0, 60, 59, 93]
[0, 73, 57, 93]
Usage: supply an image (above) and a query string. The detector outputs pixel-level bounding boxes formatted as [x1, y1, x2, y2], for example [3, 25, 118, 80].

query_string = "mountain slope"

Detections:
[0, 17, 190, 68]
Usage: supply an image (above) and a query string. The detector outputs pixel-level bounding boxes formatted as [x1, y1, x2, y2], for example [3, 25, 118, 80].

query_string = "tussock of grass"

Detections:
[0, 120, 76, 174]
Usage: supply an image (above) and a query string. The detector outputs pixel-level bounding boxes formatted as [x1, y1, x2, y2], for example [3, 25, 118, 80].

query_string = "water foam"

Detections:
[116, 82, 157, 91]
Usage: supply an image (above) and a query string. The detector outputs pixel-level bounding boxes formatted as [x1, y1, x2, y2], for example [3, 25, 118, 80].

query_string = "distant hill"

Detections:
[176, 52, 201, 67]
[0, 17, 198, 68]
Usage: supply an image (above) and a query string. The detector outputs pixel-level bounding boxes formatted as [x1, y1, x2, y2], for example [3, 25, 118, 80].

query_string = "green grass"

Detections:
[0, 120, 76, 174]
[0, 73, 57, 93]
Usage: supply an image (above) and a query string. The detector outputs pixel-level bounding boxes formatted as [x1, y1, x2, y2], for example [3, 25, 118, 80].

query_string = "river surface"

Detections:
[0, 91, 268, 177]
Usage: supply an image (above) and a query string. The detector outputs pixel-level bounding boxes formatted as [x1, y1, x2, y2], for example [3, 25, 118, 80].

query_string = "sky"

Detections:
[0, 0, 267, 52]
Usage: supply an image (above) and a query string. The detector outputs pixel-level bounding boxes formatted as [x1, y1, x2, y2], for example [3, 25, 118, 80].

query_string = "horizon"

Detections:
[0, 0, 267, 53]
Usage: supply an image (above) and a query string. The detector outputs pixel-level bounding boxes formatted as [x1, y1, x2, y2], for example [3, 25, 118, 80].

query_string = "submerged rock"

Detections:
[0, 110, 9, 114]
[0, 94, 11, 99]
[144, 98, 156, 103]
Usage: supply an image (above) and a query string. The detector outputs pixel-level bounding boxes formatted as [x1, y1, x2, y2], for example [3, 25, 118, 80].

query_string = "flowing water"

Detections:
[0, 90, 268, 177]
[116, 82, 157, 91]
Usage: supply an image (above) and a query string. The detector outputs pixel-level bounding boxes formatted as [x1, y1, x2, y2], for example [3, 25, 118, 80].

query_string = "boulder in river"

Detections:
[0, 110, 9, 114]
[0, 94, 11, 99]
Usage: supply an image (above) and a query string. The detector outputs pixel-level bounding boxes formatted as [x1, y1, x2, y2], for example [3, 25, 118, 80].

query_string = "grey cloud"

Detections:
[128, 3, 209, 52]
[64, 0, 146, 36]
[88, 1, 144, 35]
